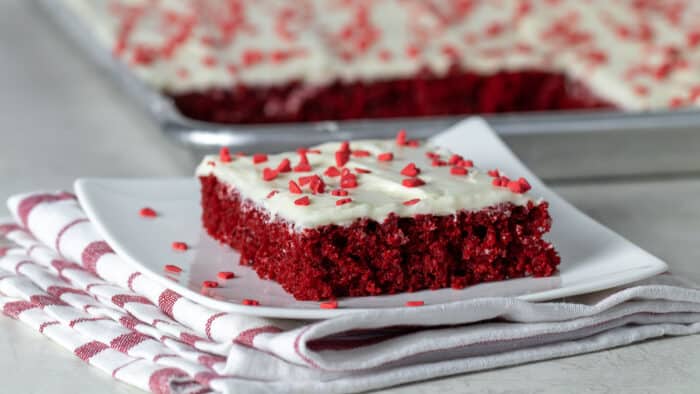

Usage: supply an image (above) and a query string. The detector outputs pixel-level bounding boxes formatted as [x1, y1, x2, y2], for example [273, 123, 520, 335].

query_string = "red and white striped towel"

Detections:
[1, 191, 700, 394]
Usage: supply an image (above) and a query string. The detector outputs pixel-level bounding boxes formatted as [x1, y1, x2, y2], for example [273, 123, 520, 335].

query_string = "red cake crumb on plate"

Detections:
[197, 131, 559, 301]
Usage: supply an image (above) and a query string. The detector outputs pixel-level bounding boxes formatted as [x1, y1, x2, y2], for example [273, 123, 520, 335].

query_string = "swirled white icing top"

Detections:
[63, 0, 700, 110]
[196, 137, 539, 229]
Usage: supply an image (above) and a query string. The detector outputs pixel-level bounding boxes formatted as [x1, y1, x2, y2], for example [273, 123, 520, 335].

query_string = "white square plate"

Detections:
[75, 118, 668, 319]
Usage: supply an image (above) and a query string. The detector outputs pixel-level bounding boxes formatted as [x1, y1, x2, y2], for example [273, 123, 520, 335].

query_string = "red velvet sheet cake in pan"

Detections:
[64, 0, 700, 124]
[197, 132, 559, 301]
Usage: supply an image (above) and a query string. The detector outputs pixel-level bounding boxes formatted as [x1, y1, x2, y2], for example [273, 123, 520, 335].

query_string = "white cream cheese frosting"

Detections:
[196, 138, 538, 229]
[61, 0, 700, 110]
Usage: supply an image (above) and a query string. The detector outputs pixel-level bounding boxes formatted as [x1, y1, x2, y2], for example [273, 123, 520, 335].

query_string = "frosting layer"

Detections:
[196, 138, 537, 229]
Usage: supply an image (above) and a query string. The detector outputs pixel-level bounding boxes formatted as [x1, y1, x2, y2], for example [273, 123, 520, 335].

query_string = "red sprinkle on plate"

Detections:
[139, 207, 157, 218]
[217, 271, 235, 280]
[320, 301, 338, 309]
[171, 242, 188, 251]
[403, 198, 420, 206]
[164, 264, 182, 273]
[405, 300, 424, 307]
[202, 280, 218, 288]
[242, 299, 260, 306]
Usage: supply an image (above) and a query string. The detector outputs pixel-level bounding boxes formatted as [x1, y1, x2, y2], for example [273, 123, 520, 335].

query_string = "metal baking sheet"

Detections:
[38, 0, 700, 154]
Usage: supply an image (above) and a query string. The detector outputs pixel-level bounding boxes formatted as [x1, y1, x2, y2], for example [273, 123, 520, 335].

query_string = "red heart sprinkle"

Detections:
[266, 190, 279, 199]
[217, 271, 235, 280]
[518, 177, 531, 192]
[298, 151, 309, 164]
[320, 301, 338, 309]
[331, 189, 349, 196]
[171, 242, 188, 251]
[294, 196, 311, 206]
[448, 154, 463, 165]
[377, 152, 394, 161]
[396, 129, 407, 146]
[276, 158, 291, 173]
[324, 166, 341, 177]
[139, 207, 157, 218]
[202, 55, 217, 67]
[508, 181, 524, 193]
[402, 178, 425, 187]
[242, 50, 264, 66]
[252, 153, 268, 164]
[338, 141, 350, 152]
[459, 159, 474, 168]
[262, 168, 278, 181]
[403, 198, 420, 206]
[219, 147, 232, 163]
[450, 166, 468, 176]
[310, 176, 325, 194]
[202, 280, 218, 288]
[289, 181, 302, 194]
[164, 264, 182, 273]
[293, 162, 312, 172]
[335, 151, 350, 167]
[405, 300, 424, 307]
[336, 198, 352, 206]
[340, 175, 358, 189]
[242, 299, 260, 306]
[298, 176, 314, 186]
[488, 169, 500, 177]
[352, 150, 370, 157]
[432, 159, 447, 167]
[400, 163, 420, 177]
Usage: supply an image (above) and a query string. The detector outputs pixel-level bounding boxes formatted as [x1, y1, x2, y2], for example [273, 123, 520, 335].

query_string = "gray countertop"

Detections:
[1, 1, 699, 393]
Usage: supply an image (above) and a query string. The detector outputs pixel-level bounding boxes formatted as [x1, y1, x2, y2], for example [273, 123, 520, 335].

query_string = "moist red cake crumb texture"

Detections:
[200, 175, 560, 301]
[172, 70, 612, 124]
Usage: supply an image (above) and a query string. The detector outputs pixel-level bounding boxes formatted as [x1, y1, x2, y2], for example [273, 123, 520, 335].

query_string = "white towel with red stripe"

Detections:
[1, 191, 700, 394]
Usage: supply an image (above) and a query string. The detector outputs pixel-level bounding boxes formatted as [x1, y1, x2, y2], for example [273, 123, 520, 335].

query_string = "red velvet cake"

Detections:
[196, 132, 559, 300]
[64, 0, 700, 124]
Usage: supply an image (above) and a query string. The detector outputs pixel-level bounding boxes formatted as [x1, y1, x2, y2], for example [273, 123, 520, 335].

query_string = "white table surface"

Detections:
[1, 1, 699, 393]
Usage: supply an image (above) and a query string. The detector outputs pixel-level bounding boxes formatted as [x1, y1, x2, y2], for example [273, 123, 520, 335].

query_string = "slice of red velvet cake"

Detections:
[197, 132, 559, 301]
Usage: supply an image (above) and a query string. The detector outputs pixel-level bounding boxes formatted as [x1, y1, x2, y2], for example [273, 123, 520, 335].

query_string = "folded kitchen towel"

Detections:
[1, 192, 700, 394]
